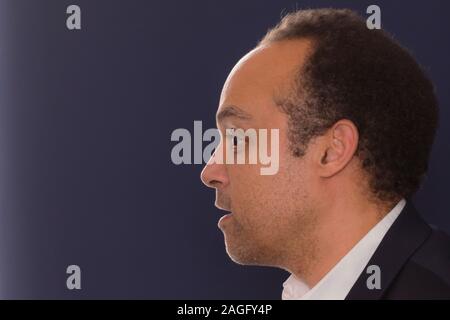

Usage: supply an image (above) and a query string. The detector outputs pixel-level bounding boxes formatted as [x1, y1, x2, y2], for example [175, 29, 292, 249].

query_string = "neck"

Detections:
[286, 194, 398, 288]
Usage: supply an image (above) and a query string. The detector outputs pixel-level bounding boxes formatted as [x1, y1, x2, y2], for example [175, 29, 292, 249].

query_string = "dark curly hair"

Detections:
[259, 8, 439, 203]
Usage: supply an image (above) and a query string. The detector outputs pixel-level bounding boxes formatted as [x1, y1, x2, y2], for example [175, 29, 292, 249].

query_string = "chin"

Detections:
[224, 241, 252, 264]
[227, 252, 259, 266]
[224, 240, 269, 266]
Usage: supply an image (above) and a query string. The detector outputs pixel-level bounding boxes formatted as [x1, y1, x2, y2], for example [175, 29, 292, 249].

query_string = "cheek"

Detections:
[227, 166, 264, 217]
[230, 160, 309, 226]
[227, 163, 260, 193]
[228, 168, 289, 223]
[225, 137, 308, 221]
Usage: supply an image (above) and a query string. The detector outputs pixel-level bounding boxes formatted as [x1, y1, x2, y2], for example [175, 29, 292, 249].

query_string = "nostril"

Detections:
[200, 170, 215, 188]
[200, 162, 229, 188]
[208, 179, 222, 188]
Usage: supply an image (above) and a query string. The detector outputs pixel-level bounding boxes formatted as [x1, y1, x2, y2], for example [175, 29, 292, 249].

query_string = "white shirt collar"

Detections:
[282, 198, 406, 300]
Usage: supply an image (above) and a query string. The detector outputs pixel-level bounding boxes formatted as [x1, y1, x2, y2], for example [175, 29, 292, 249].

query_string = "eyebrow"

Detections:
[216, 105, 252, 123]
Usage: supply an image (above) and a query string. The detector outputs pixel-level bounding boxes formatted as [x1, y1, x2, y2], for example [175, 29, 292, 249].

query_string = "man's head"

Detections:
[200, 9, 439, 272]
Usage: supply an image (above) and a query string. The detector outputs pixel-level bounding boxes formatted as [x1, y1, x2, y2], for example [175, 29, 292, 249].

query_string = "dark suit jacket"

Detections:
[346, 199, 450, 299]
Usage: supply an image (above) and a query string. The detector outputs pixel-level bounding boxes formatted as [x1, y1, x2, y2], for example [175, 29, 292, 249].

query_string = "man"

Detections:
[200, 8, 450, 299]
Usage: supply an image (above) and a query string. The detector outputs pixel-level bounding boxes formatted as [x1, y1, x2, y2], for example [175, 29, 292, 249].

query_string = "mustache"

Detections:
[215, 191, 231, 211]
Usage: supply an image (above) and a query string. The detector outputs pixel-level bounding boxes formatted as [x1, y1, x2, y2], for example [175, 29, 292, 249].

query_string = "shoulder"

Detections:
[384, 227, 450, 299]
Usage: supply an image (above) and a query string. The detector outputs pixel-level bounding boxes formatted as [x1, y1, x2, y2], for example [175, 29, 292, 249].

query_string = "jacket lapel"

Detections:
[345, 199, 431, 300]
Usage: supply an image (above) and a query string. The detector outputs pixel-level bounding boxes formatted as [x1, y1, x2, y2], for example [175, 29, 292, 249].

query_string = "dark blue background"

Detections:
[0, 0, 448, 298]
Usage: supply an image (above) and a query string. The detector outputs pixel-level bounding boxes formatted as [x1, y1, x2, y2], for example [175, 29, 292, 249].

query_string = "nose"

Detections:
[200, 152, 229, 189]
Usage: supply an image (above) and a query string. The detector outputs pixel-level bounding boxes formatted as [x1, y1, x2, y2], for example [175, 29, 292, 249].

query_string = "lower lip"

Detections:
[218, 213, 233, 226]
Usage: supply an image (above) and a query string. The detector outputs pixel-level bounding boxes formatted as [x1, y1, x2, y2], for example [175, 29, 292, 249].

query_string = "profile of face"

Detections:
[201, 40, 324, 269]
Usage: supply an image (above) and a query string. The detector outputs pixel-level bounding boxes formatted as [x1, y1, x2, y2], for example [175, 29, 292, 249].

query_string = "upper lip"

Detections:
[215, 201, 231, 212]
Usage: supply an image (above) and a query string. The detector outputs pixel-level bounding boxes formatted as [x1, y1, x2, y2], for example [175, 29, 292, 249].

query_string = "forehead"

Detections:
[217, 39, 312, 126]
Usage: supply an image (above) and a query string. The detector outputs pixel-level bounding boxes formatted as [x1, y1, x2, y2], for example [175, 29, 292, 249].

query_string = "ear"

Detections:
[316, 120, 359, 178]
